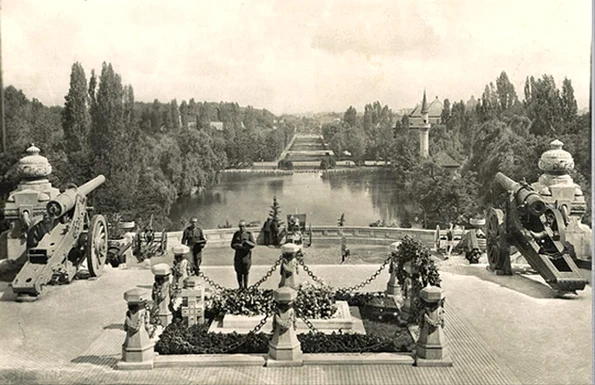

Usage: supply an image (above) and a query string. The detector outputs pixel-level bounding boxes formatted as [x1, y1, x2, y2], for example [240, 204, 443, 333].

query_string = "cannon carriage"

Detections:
[486, 172, 586, 295]
[132, 215, 167, 262]
[0, 145, 108, 301]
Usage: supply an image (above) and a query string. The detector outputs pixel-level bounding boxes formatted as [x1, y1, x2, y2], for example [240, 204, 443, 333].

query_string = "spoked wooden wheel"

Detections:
[543, 208, 566, 244]
[159, 230, 168, 255]
[486, 208, 511, 275]
[87, 214, 108, 277]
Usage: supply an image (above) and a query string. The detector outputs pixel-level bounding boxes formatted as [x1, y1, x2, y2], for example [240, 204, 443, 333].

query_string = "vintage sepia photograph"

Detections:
[0, 1, 592, 384]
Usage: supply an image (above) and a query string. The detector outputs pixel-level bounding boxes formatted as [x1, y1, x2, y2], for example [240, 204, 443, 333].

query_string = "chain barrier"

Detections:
[335, 255, 392, 294]
[213, 305, 275, 354]
[197, 257, 282, 293]
[247, 256, 282, 290]
[197, 270, 229, 292]
[297, 254, 392, 294]
[297, 258, 332, 288]
[297, 312, 322, 334]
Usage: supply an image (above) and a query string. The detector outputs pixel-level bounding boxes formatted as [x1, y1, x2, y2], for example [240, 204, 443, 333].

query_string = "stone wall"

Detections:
[164, 226, 436, 249]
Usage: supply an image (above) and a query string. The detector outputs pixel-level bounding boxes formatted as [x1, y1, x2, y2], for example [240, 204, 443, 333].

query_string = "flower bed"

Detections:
[208, 284, 337, 319]
[156, 290, 414, 355]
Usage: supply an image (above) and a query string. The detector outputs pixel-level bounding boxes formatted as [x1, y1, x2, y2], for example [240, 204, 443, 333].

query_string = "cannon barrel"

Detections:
[46, 175, 106, 218]
[494, 172, 546, 216]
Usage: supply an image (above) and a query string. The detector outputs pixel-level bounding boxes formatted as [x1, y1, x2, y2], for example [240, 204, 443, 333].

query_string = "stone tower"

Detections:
[419, 90, 431, 158]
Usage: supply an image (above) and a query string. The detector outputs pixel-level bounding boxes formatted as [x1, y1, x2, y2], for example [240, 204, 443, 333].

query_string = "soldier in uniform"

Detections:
[230, 220, 256, 289]
[181, 218, 207, 274]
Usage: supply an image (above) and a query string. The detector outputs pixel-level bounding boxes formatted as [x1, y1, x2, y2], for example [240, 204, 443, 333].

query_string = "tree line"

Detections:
[0, 62, 295, 230]
[323, 71, 591, 228]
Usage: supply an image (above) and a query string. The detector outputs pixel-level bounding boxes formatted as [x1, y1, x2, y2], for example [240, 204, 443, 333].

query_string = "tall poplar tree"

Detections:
[62, 62, 90, 155]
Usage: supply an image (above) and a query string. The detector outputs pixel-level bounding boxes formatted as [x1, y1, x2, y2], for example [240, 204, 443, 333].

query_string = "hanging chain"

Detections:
[335, 255, 392, 294]
[197, 257, 282, 293]
[297, 255, 392, 294]
[197, 270, 228, 292]
[212, 305, 275, 354]
[297, 258, 331, 288]
[247, 256, 282, 290]
[297, 312, 322, 334]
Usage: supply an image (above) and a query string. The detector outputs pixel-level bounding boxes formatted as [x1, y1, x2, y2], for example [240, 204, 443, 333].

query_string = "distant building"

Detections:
[434, 152, 461, 171]
[409, 94, 443, 127]
[466, 96, 478, 111]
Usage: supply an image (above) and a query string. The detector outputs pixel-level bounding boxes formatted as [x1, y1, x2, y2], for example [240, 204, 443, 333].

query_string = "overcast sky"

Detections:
[2, 0, 592, 114]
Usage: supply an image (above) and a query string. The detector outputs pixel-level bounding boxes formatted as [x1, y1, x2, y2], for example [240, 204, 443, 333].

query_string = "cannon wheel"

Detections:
[87, 214, 108, 277]
[159, 230, 167, 255]
[544, 208, 566, 244]
[486, 208, 511, 274]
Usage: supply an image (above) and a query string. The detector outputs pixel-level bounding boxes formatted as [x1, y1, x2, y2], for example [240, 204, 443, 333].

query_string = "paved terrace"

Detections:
[0, 246, 591, 385]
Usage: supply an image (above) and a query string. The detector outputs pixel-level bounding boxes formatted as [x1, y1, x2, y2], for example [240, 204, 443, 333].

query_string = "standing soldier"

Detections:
[182, 218, 207, 274]
[230, 220, 256, 289]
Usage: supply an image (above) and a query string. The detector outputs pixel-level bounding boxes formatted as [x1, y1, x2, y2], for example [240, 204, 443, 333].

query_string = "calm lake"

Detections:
[168, 169, 419, 231]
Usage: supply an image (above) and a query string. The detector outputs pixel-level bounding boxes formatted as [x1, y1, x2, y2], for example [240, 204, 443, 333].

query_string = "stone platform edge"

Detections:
[153, 352, 415, 368]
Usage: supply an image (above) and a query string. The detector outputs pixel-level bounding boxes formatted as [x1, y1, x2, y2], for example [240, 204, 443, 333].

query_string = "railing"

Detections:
[164, 226, 437, 248]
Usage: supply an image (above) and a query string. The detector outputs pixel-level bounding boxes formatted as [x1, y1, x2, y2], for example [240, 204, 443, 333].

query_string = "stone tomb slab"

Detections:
[209, 301, 366, 335]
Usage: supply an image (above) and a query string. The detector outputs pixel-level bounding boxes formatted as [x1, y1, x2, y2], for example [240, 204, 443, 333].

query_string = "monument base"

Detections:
[210, 301, 366, 334]
[116, 360, 154, 370]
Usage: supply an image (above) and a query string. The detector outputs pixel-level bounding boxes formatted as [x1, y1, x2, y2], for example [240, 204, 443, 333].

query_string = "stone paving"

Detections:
[0, 250, 591, 385]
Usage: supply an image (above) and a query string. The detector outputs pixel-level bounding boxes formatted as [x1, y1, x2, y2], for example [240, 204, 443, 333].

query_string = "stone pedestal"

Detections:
[180, 276, 205, 326]
[399, 261, 414, 323]
[117, 288, 155, 370]
[279, 243, 300, 289]
[531, 139, 592, 259]
[266, 286, 303, 367]
[386, 242, 402, 296]
[415, 286, 452, 367]
[151, 263, 172, 328]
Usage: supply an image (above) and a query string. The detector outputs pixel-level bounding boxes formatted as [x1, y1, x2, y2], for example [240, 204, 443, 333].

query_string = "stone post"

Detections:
[151, 263, 172, 328]
[386, 241, 402, 296]
[279, 243, 300, 289]
[180, 276, 205, 326]
[415, 285, 452, 367]
[399, 261, 414, 323]
[117, 288, 155, 370]
[266, 286, 303, 367]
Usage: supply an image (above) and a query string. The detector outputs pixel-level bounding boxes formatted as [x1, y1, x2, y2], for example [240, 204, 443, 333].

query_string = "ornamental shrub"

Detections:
[294, 283, 337, 319]
[155, 322, 414, 355]
[208, 288, 275, 317]
[393, 235, 441, 324]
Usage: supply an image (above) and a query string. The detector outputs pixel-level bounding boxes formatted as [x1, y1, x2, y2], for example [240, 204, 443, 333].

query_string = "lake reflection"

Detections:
[168, 170, 418, 230]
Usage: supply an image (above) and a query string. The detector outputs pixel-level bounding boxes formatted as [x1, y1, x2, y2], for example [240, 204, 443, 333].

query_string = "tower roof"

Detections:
[420, 90, 428, 114]
[409, 95, 443, 118]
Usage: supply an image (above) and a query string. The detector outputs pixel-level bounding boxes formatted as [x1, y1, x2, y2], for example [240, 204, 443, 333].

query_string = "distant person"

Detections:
[181, 218, 207, 274]
[341, 238, 351, 264]
[263, 218, 272, 246]
[231, 220, 256, 289]
[270, 218, 279, 246]
[445, 224, 454, 260]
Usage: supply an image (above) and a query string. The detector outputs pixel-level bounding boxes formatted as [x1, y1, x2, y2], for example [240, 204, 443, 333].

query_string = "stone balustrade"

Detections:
[160, 226, 437, 249]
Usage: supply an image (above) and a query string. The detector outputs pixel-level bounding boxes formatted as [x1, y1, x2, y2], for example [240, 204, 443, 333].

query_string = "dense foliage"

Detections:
[393, 236, 441, 324]
[320, 71, 590, 229]
[0, 61, 295, 230]
[207, 284, 337, 319]
[155, 322, 414, 354]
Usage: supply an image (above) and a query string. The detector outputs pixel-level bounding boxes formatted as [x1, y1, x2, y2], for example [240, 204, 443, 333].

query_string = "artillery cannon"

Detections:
[9, 175, 107, 301]
[132, 214, 167, 262]
[486, 172, 586, 294]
